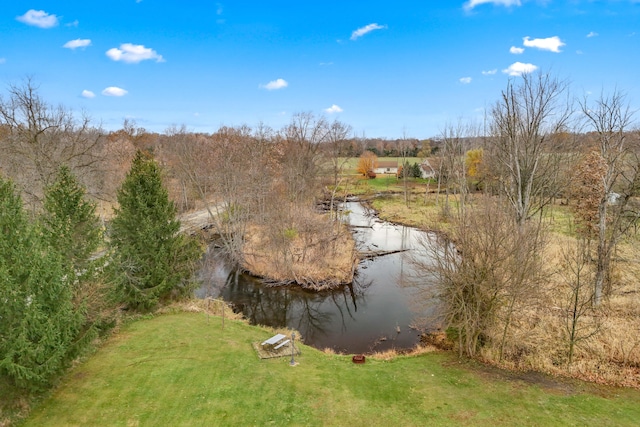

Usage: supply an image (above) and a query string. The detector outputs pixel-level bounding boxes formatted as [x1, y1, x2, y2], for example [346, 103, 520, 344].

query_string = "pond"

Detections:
[195, 201, 441, 354]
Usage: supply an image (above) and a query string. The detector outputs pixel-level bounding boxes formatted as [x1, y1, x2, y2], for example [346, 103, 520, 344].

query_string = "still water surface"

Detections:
[196, 201, 439, 354]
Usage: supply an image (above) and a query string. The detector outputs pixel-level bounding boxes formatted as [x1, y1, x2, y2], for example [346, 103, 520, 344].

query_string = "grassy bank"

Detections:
[21, 311, 640, 426]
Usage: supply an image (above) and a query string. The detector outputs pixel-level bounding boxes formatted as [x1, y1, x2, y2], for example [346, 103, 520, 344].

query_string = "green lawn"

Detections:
[22, 312, 640, 426]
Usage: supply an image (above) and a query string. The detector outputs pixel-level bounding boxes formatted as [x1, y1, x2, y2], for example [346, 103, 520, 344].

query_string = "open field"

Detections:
[367, 191, 578, 236]
[19, 311, 640, 426]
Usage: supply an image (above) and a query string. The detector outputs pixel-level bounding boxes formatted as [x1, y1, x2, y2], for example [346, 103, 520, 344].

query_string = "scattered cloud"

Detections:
[463, 0, 521, 12]
[459, 77, 472, 84]
[63, 39, 92, 49]
[510, 46, 525, 54]
[586, 31, 598, 38]
[106, 43, 165, 63]
[502, 61, 538, 76]
[482, 69, 497, 75]
[523, 36, 565, 52]
[16, 9, 59, 28]
[576, 50, 583, 55]
[102, 87, 128, 97]
[351, 23, 387, 40]
[66, 20, 79, 27]
[325, 104, 344, 113]
[260, 78, 288, 90]
[81, 90, 96, 98]
[215, 2, 225, 23]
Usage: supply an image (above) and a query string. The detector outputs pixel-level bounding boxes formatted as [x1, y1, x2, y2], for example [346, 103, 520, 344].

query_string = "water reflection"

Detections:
[196, 201, 439, 354]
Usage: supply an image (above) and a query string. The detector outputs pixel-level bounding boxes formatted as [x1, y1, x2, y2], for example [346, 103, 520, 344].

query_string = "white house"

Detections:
[419, 158, 438, 179]
[374, 161, 399, 175]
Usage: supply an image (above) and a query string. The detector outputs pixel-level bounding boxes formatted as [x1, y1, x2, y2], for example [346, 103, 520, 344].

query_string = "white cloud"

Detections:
[459, 77, 472, 84]
[102, 87, 128, 97]
[523, 36, 565, 53]
[510, 46, 525, 54]
[260, 78, 288, 90]
[63, 39, 92, 49]
[16, 9, 59, 28]
[463, 0, 521, 11]
[0, 58, 5, 64]
[482, 69, 497, 75]
[586, 31, 598, 38]
[66, 20, 79, 27]
[502, 62, 538, 76]
[325, 104, 343, 113]
[81, 90, 96, 98]
[350, 23, 387, 40]
[215, 2, 225, 23]
[106, 43, 165, 63]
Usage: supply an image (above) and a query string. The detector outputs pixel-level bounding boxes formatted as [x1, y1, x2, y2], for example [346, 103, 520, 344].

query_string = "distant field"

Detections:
[23, 312, 640, 426]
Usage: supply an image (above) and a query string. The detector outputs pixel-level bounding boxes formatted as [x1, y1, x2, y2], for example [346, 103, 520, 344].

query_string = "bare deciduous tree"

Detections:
[487, 72, 572, 226]
[279, 112, 329, 206]
[580, 90, 640, 305]
[0, 78, 105, 208]
[559, 237, 600, 365]
[324, 119, 352, 220]
[436, 121, 475, 216]
[412, 197, 546, 359]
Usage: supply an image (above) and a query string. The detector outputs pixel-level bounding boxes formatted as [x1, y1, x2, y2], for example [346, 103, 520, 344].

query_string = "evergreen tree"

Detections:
[109, 151, 202, 310]
[42, 166, 103, 280]
[0, 177, 81, 390]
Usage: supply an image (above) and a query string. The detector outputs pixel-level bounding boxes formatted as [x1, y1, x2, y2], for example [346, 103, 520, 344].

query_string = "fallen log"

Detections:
[357, 248, 410, 260]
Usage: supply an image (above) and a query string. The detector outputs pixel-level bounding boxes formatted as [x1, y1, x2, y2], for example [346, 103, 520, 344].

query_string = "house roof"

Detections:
[377, 161, 398, 168]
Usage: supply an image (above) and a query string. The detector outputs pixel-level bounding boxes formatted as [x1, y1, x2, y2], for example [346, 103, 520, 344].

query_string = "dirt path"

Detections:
[178, 203, 225, 233]
[446, 359, 620, 397]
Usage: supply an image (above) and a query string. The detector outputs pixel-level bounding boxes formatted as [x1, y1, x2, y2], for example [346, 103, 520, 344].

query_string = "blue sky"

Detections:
[1, 1, 639, 138]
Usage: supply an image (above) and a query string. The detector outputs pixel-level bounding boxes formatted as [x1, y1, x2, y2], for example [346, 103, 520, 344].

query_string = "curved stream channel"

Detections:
[196, 201, 439, 354]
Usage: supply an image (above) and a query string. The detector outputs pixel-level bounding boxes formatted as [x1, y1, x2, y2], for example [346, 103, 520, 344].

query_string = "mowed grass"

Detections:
[24, 312, 640, 427]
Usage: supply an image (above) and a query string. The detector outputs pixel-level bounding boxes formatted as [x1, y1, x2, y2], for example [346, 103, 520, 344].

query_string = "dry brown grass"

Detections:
[477, 235, 640, 387]
[242, 211, 357, 289]
[162, 298, 244, 321]
[369, 344, 440, 361]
